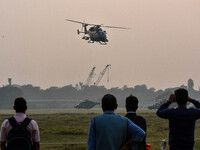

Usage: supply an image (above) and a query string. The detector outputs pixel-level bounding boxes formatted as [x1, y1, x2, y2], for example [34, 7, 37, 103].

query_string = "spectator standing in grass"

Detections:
[125, 95, 146, 150]
[0, 97, 40, 150]
[157, 88, 200, 150]
[87, 94, 145, 150]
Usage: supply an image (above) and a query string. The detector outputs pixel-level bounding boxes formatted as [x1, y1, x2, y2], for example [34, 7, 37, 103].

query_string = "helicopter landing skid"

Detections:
[99, 41, 107, 45]
[88, 40, 107, 45]
[88, 40, 94, 43]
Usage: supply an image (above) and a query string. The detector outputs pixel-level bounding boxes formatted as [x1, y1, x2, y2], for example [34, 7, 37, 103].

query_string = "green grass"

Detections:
[1, 109, 200, 150]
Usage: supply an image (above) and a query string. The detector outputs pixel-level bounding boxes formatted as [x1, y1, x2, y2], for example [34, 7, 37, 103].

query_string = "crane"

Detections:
[84, 67, 96, 86]
[94, 64, 111, 86]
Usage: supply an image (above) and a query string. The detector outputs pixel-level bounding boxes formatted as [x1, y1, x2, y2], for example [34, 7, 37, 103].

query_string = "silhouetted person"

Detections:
[0, 97, 40, 150]
[87, 94, 145, 150]
[125, 95, 146, 150]
[157, 88, 200, 150]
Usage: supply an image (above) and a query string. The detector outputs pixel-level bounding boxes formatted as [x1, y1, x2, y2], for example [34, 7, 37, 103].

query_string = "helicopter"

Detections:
[66, 19, 130, 45]
[74, 100, 100, 109]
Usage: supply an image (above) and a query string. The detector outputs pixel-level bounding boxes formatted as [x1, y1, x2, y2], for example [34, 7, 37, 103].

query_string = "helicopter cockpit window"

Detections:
[97, 28, 102, 31]
[89, 27, 94, 31]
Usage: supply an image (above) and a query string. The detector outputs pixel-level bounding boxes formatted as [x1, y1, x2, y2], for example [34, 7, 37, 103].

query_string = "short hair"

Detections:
[175, 88, 188, 106]
[102, 94, 117, 111]
[126, 95, 138, 111]
[14, 97, 27, 112]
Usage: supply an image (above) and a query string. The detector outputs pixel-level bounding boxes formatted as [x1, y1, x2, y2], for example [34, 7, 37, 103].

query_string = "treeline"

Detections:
[8, 84, 160, 106]
[1, 79, 200, 109]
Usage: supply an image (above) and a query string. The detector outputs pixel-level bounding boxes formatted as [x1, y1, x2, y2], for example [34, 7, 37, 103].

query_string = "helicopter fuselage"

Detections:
[88, 30, 108, 43]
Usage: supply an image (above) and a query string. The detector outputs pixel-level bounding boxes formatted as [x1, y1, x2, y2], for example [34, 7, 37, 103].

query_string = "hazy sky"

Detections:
[0, 0, 200, 90]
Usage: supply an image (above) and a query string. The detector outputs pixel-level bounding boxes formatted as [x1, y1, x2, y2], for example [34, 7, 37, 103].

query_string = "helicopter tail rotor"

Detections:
[102, 25, 131, 29]
[77, 28, 85, 34]
[77, 29, 80, 34]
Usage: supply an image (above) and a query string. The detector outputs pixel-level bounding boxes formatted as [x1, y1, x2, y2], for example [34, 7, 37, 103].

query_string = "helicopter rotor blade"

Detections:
[82, 20, 84, 31]
[66, 19, 131, 29]
[66, 19, 96, 26]
[66, 19, 86, 24]
[101, 25, 131, 29]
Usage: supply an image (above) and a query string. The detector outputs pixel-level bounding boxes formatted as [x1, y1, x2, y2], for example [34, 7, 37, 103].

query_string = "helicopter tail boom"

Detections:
[77, 29, 85, 34]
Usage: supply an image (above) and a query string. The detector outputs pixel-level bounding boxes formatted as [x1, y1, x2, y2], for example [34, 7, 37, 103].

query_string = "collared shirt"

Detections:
[87, 111, 145, 150]
[157, 100, 200, 148]
[127, 111, 136, 114]
[0, 113, 40, 142]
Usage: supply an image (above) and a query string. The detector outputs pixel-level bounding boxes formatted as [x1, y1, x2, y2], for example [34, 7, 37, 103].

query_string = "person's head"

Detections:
[101, 94, 117, 111]
[125, 95, 138, 112]
[13, 97, 27, 113]
[175, 88, 188, 106]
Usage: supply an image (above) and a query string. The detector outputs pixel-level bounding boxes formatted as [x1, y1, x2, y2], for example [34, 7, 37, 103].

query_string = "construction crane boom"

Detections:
[94, 64, 111, 85]
[85, 67, 96, 86]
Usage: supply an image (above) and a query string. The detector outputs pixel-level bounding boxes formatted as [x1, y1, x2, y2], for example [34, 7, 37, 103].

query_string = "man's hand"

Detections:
[168, 94, 176, 103]
[188, 97, 194, 102]
[0, 142, 6, 150]
[120, 140, 136, 150]
[120, 145, 128, 150]
[33, 142, 40, 150]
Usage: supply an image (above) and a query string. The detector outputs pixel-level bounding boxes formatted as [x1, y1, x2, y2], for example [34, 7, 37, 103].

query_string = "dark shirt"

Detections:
[156, 100, 200, 149]
[125, 112, 146, 150]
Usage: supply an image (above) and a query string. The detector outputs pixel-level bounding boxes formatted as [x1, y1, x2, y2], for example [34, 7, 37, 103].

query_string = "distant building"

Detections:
[8, 78, 12, 86]
[188, 78, 194, 91]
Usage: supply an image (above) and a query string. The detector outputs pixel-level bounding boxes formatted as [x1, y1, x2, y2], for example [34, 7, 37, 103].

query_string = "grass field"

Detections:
[1, 108, 200, 150]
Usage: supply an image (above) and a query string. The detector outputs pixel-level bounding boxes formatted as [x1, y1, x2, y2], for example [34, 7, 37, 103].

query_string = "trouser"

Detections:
[170, 145, 193, 150]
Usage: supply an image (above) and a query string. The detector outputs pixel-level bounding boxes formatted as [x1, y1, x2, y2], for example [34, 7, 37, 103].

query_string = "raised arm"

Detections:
[156, 94, 175, 119]
[188, 97, 200, 108]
